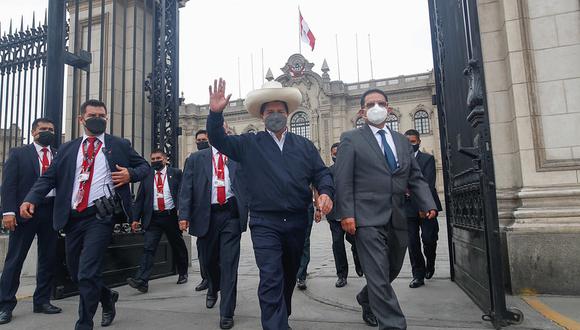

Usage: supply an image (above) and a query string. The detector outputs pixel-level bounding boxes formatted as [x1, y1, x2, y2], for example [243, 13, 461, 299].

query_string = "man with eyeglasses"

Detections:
[334, 89, 437, 329]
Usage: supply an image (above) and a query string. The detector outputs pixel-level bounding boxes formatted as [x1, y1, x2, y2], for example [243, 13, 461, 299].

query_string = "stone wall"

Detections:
[478, 0, 580, 294]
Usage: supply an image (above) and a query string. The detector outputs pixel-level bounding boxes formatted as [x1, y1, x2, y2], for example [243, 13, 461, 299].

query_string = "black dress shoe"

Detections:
[356, 293, 378, 327]
[127, 277, 148, 293]
[177, 274, 188, 285]
[33, 303, 62, 314]
[206, 294, 217, 309]
[195, 279, 209, 291]
[425, 269, 435, 280]
[101, 290, 119, 327]
[409, 278, 425, 288]
[0, 310, 12, 325]
[335, 277, 347, 288]
[296, 279, 307, 290]
[220, 316, 234, 329]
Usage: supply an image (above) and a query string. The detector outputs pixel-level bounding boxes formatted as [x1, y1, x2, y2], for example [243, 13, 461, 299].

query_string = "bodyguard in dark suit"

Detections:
[20, 100, 149, 330]
[207, 78, 334, 330]
[192, 129, 210, 292]
[326, 143, 362, 289]
[335, 89, 437, 330]
[127, 149, 189, 293]
[404, 129, 443, 289]
[179, 141, 248, 330]
[0, 118, 61, 324]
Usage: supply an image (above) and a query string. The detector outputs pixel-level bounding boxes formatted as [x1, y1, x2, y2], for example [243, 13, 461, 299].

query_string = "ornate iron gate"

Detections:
[428, 0, 522, 328]
[0, 0, 186, 292]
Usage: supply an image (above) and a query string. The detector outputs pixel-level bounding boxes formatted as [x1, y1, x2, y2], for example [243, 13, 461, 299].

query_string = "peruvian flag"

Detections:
[299, 10, 316, 51]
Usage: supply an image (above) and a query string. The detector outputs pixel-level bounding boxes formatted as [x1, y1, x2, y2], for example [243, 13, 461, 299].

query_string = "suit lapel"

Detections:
[27, 144, 41, 177]
[103, 134, 116, 172]
[360, 125, 389, 171]
[392, 132, 407, 173]
[227, 160, 236, 188]
[167, 167, 177, 198]
[203, 149, 212, 183]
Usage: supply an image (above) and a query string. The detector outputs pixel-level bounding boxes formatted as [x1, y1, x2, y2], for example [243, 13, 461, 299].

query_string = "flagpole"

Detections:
[355, 33, 360, 83]
[237, 56, 242, 99]
[335, 34, 341, 81]
[251, 53, 255, 90]
[298, 7, 302, 54]
[261, 48, 265, 83]
[368, 33, 374, 80]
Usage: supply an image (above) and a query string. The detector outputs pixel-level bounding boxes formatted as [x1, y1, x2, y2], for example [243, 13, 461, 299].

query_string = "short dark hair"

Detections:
[195, 129, 208, 139]
[405, 129, 420, 139]
[260, 101, 289, 115]
[80, 99, 107, 115]
[31, 117, 55, 131]
[360, 89, 388, 108]
[150, 148, 167, 156]
[331, 142, 340, 150]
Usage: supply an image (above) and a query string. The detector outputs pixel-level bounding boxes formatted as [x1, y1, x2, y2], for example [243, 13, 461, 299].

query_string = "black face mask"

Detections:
[412, 144, 420, 152]
[84, 117, 107, 135]
[151, 161, 164, 171]
[37, 131, 55, 147]
[197, 141, 210, 150]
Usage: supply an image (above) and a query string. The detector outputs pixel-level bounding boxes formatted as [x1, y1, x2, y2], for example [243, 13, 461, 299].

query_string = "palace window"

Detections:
[290, 111, 311, 139]
[386, 113, 399, 132]
[414, 110, 430, 134]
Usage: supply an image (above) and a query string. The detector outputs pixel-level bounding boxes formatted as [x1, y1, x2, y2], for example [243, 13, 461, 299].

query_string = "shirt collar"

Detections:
[82, 133, 105, 145]
[368, 124, 390, 137]
[267, 128, 288, 142]
[212, 146, 221, 156]
[33, 142, 50, 153]
[156, 166, 167, 174]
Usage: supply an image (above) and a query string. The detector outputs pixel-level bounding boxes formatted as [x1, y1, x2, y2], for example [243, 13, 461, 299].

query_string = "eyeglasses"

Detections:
[365, 102, 388, 109]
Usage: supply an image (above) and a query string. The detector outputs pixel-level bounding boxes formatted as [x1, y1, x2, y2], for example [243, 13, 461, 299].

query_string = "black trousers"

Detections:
[249, 213, 307, 330]
[135, 211, 189, 283]
[0, 199, 57, 312]
[296, 206, 314, 281]
[196, 238, 207, 281]
[327, 219, 359, 279]
[407, 216, 439, 280]
[198, 205, 241, 318]
[64, 213, 115, 330]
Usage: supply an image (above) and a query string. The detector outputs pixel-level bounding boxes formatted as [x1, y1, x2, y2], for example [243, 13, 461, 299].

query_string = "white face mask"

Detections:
[366, 103, 388, 125]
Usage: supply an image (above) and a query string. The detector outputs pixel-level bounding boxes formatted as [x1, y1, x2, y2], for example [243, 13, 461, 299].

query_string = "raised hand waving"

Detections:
[208, 78, 232, 113]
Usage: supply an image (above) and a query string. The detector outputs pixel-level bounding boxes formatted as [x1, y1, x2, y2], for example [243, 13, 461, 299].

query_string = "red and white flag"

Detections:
[299, 10, 316, 51]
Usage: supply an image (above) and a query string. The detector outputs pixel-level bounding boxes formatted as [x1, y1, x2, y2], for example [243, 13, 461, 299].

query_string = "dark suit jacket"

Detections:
[1, 144, 57, 224]
[326, 164, 339, 221]
[178, 148, 249, 237]
[133, 167, 182, 229]
[24, 134, 150, 230]
[335, 124, 436, 230]
[405, 151, 443, 217]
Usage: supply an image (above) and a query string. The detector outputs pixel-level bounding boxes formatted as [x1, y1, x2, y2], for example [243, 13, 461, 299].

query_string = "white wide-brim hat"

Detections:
[245, 81, 302, 118]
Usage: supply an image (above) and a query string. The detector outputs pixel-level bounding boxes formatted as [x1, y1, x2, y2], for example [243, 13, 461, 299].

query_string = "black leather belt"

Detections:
[153, 209, 175, 217]
[70, 205, 97, 219]
[211, 197, 237, 212]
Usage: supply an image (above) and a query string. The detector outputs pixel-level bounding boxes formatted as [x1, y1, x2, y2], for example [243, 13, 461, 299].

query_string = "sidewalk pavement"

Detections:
[7, 218, 579, 329]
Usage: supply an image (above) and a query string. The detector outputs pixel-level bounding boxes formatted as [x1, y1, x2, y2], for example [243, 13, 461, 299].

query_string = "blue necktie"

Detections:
[378, 130, 397, 171]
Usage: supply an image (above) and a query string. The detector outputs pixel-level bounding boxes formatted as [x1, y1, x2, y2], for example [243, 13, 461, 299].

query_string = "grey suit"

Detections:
[335, 124, 436, 330]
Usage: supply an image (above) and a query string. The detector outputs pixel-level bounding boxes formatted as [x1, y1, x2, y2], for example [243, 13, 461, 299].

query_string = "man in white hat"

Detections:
[206, 78, 334, 330]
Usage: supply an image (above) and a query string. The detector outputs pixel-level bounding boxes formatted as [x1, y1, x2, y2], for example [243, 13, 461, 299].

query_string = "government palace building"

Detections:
[178, 54, 445, 203]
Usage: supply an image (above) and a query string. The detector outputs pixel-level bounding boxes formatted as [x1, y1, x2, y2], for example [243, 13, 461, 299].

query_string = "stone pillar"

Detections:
[64, 0, 153, 159]
[478, 0, 580, 294]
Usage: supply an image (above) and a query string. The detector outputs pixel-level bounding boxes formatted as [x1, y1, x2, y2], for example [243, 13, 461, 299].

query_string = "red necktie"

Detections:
[156, 171, 166, 211]
[41, 147, 50, 174]
[217, 153, 226, 205]
[75, 137, 99, 212]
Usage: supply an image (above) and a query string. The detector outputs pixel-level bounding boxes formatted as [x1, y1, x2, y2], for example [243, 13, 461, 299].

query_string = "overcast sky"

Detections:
[2, 0, 434, 105]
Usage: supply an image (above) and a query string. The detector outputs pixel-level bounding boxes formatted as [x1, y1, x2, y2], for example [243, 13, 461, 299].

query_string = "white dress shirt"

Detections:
[71, 133, 114, 209]
[369, 124, 399, 166]
[211, 147, 234, 204]
[267, 128, 288, 151]
[33, 142, 56, 197]
[153, 166, 175, 211]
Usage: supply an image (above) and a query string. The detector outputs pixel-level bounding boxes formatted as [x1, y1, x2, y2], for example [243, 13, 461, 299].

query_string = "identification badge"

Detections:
[214, 179, 226, 187]
[79, 173, 90, 182]
[156, 192, 165, 199]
